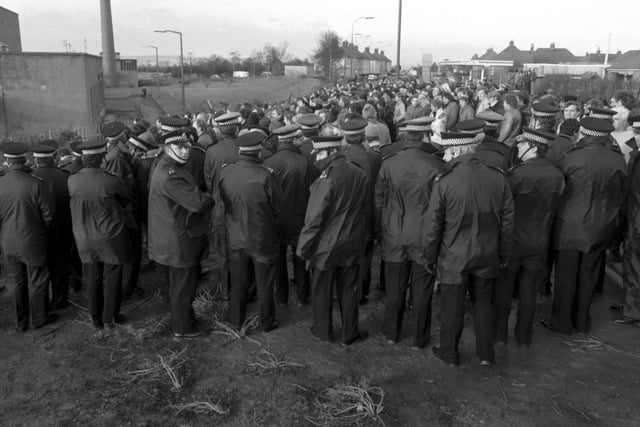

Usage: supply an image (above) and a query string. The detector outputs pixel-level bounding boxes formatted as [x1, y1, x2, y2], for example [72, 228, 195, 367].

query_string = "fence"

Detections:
[2, 126, 100, 147]
[533, 74, 640, 103]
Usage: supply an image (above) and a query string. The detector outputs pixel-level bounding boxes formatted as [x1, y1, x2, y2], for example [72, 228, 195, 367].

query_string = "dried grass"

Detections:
[117, 347, 188, 390]
[212, 314, 261, 346]
[564, 335, 640, 359]
[308, 378, 385, 426]
[192, 289, 225, 327]
[170, 400, 230, 416]
[247, 349, 305, 376]
[122, 314, 171, 342]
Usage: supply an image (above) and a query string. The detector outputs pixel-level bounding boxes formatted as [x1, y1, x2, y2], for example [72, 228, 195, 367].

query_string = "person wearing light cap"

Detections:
[219, 131, 283, 332]
[60, 140, 84, 175]
[68, 138, 131, 330]
[264, 124, 318, 306]
[375, 115, 444, 349]
[31, 143, 74, 310]
[458, 117, 509, 170]
[423, 132, 514, 366]
[101, 120, 143, 300]
[529, 102, 560, 133]
[614, 111, 640, 326]
[297, 134, 369, 345]
[341, 117, 382, 305]
[0, 142, 55, 330]
[203, 111, 242, 299]
[492, 128, 565, 348]
[294, 113, 324, 162]
[364, 123, 381, 152]
[148, 130, 214, 339]
[541, 117, 626, 335]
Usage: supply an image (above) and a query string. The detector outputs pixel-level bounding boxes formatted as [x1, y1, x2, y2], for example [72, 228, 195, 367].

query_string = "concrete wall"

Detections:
[116, 59, 139, 87]
[0, 7, 21, 52]
[0, 53, 104, 138]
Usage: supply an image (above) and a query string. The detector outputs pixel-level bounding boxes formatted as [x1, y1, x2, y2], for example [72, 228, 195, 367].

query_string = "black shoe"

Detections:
[341, 330, 369, 346]
[432, 346, 458, 367]
[609, 304, 623, 312]
[114, 314, 126, 324]
[612, 316, 640, 326]
[16, 324, 28, 332]
[309, 326, 333, 343]
[50, 301, 69, 311]
[33, 314, 58, 329]
[263, 321, 280, 333]
[358, 297, 368, 306]
[479, 359, 495, 367]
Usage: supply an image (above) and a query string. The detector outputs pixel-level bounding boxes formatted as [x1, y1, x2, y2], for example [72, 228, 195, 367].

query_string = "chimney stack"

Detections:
[100, 0, 118, 87]
[509, 40, 515, 47]
[530, 44, 534, 54]
[550, 42, 555, 49]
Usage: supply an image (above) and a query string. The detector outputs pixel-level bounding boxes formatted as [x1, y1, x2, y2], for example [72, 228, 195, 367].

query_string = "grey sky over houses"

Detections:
[3, 0, 640, 66]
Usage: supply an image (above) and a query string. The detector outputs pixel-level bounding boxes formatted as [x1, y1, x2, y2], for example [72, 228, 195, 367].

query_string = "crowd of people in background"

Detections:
[1, 74, 639, 367]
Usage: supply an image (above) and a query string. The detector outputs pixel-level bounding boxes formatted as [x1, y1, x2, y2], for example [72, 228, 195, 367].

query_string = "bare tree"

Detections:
[261, 42, 289, 72]
[312, 31, 343, 80]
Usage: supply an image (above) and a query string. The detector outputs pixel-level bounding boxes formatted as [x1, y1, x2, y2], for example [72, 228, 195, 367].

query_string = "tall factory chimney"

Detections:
[100, 0, 118, 87]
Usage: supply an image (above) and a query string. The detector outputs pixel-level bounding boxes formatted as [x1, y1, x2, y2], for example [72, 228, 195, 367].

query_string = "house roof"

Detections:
[494, 42, 532, 67]
[531, 45, 576, 64]
[378, 50, 392, 63]
[607, 50, 640, 70]
[361, 47, 377, 61]
[478, 48, 498, 61]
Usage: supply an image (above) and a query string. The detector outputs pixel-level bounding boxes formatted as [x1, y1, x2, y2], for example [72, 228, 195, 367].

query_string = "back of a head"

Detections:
[559, 118, 580, 136]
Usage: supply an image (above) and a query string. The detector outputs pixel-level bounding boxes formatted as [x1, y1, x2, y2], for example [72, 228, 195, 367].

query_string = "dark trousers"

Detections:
[168, 266, 199, 334]
[378, 261, 386, 292]
[11, 263, 50, 329]
[228, 251, 277, 330]
[357, 240, 374, 301]
[382, 260, 434, 347]
[439, 276, 495, 364]
[493, 263, 540, 345]
[49, 260, 70, 307]
[552, 249, 603, 334]
[276, 245, 309, 304]
[310, 264, 360, 343]
[122, 227, 142, 296]
[83, 262, 123, 328]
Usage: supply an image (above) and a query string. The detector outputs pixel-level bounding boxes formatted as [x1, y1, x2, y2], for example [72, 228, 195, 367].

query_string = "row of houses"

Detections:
[341, 41, 392, 77]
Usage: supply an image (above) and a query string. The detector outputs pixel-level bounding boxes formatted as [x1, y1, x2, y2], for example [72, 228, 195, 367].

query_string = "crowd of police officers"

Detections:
[0, 78, 637, 366]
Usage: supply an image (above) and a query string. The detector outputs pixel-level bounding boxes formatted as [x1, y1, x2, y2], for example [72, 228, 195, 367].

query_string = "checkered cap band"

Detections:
[238, 144, 262, 152]
[459, 128, 483, 135]
[165, 134, 191, 145]
[632, 121, 640, 128]
[81, 147, 107, 155]
[589, 113, 614, 121]
[312, 140, 342, 150]
[522, 130, 552, 144]
[3, 152, 26, 158]
[406, 124, 432, 132]
[579, 126, 609, 137]
[277, 129, 301, 140]
[342, 128, 365, 135]
[160, 124, 181, 132]
[532, 110, 556, 117]
[439, 137, 476, 146]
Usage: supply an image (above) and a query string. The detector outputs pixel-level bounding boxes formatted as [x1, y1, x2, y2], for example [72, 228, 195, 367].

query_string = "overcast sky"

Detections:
[3, 0, 640, 66]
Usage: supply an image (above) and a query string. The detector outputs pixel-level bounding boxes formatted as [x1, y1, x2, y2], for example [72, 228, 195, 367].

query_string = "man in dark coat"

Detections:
[297, 135, 369, 345]
[102, 121, 143, 300]
[458, 117, 510, 170]
[492, 129, 565, 347]
[293, 113, 323, 162]
[341, 117, 382, 304]
[545, 118, 626, 334]
[424, 132, 514, 366]
[219, 131, 283, 332]
[264, 124, 318, 305]
[68, 139, 132, 330]
[148, 130, 214, 338]
[203, 112, 241, 299]
[375, 117, 444, 348]
[31, 143, 73, 310]
[615, 112, 640, 325]
[0, 143, 56, 330]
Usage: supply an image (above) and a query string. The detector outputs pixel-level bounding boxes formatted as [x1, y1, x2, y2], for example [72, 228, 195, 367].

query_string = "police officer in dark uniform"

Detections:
[472, 112, 511, 170]
[424, 132, 514, 366]
[102, 121, 143, 300]
[264, 124, 318, 306]
[341, 117, 382, 304]
[492, 128, 565, 347]
[294, 114, 323, 162]
[31, 143, 73, 310]
[60, 141, 83, 175]
[375, 116, 444, 348]
[297, 135, 369, 345]
[544, 117, 626, 335]
[68, 138, 131, 330]
[148, 130, 214, 338]
[204, 112, 242, 299]
[219, 131, 283, 332]
[0, 143, 56, 330]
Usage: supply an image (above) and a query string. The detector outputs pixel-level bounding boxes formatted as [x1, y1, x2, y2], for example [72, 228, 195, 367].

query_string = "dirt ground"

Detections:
[1, 255, 640, 427]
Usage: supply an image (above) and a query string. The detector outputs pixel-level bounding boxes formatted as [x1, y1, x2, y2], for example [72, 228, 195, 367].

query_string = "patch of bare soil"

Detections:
[1, 255, 640, 426]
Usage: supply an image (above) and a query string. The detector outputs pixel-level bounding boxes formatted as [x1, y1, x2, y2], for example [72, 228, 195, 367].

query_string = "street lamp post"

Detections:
[144, 45, 160, 98]
[350, 16, 374, 78]
[154, 29, 185, 113]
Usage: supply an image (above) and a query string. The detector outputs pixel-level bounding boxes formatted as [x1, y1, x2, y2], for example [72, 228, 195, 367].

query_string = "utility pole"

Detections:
[603, 33, 612, 79]
[144, 45, 160, 98]
[396, 0, 402, 79]
[154, 30, 185, 113]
